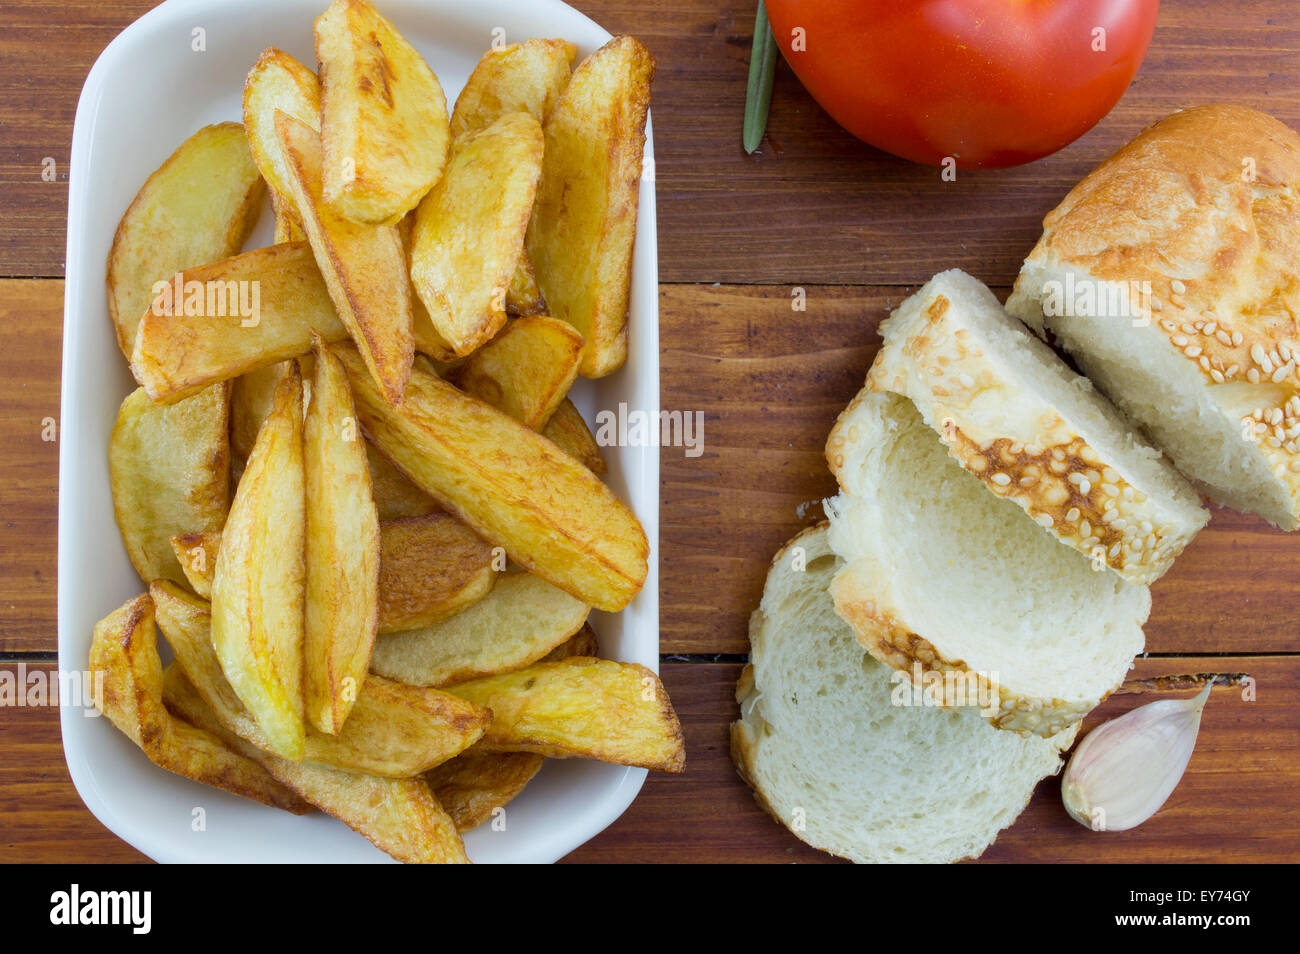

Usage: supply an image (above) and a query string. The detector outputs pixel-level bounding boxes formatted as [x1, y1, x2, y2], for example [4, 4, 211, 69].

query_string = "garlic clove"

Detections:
[1061, 682, 1213, 832]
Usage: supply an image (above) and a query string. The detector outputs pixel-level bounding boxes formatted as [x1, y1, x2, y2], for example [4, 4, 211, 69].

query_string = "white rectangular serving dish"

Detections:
[59, 0, 658, 864]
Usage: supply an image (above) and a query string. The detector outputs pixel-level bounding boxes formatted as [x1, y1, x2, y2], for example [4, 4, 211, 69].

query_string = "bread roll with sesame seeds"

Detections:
[1006, 105, 1300, 530]
[825, 389, 1149, 737]
[874, 269, 1207, 584]
[731, 524, 1075, 864]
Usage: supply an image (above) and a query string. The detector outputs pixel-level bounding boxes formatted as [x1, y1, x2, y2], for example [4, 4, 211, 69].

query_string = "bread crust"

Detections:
[866, 274, 1206, 583]
[825, 389, 1145, 739]
[828, 574, 1095, 738]
[731, 524, 1076, 863]
[1014, 105, 1300, 525]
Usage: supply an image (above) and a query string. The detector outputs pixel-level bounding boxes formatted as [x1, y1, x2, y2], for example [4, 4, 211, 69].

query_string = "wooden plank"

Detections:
[10, 280, 1300, 655]
[3, 1, 1298, 284]
[0, 663, 148, 863]
[657, 283, 1300, 654]
[0, 281, 61, 653]
[567, 656, 1300, 863]
[3, 657, 1294, 863]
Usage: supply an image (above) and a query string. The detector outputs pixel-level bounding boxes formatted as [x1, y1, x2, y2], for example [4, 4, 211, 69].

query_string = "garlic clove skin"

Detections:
[1062, 683, 1213, 832]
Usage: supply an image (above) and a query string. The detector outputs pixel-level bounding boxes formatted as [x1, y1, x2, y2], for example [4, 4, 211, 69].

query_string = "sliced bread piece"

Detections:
[825, 389, 1149, 736]
[732, 524, 1074, 864]
[1006, 105, 1300, 529]
[871, 269, 1207, 583]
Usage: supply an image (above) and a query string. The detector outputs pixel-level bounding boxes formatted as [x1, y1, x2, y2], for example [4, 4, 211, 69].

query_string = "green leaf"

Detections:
[743, 2, 778, 155]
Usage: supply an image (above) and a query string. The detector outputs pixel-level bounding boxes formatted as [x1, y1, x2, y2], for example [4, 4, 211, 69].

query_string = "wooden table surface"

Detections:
[2, 0, 1298, 863]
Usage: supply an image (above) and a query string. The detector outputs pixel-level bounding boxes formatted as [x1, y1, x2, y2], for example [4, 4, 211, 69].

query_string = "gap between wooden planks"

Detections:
[1, 657, 1295, 863]
[5, 280, 1300, 658]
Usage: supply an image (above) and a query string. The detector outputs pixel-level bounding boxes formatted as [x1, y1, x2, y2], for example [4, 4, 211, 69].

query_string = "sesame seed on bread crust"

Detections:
[866, 270, 1207, 584]
[824, 388, 1148, 740]
[1008, 104, 1300, 529]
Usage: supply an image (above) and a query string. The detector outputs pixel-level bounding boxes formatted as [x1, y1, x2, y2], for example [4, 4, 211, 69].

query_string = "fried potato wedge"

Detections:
[449, 315, 583, 429]
[110, 384, 230, 586]
[426, 750, 543, 833]
[409, 112, 544, 357]
[171, 531, 221, 600]
[232, 363, 431, 527]
[163, 669, 468, 862]
[243, 47, 321, 223]
[542, 398, 607, 475]
[304, 337, 380, 733]
[153, 581, 491, 777]
[336, 345, 648, 611]
[133, 242, 444, 404]
[315, 0, 450, 224]
[277, 112, 414, 405]
[527, 36, 655, 378]
[231, 360, 296, 461]
[211, 366, 306, 759]
[367, 442, 438, 520]
[107, 122, 264, 358]
[90, 594, 310, 814]
[543, 622, 600, 661]
[506, 252, 547, 317]
[377, 513, 495, 634]
[170, 510, 490, 635]
[131, 242, 339, 403]
[447, 658, 685, 773]
[273, 194, 306, 243]
[449, 37, 576, 318]
[370, 572, 588, 687]
[450, 38, 576, 137]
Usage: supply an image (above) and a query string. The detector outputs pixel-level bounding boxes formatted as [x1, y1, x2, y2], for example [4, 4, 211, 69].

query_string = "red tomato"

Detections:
[764, 0, 1159, 168]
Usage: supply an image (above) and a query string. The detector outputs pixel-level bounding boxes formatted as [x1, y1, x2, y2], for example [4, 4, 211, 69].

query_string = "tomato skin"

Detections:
[764, 0, 1159, 168]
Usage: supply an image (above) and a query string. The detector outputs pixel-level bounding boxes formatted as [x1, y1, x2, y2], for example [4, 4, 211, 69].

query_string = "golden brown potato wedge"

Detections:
[90, 594, 310, 814]
[426, 750, 543, 833]
[109, 384, 230, 587]
[449, 37, 576, 318]
[131, 242, 339, 403]
[211, 365, 306, 759]
[376, 513, 495, 634]
[273, 195, 306, 243]
[304, 336, 380, 733]
[230, 360, 296, 461]
[335, 345, 648, 611]
[315, 0, 450, 224]
[231, 361, 432, 522]
[409, 112, 544, 357]
[542, 398, 607, 475]
[171, 531, 221, 600]
[447, 657, 685, 773]
[107, 122, 264, 358]
[132, 242, 445, 404]
[367, 443, 438, 520]
[153, 581, 491, 777]
[163, 669, 468, 863]
[527, 36, 655, 378]
[243, 47, 321, 224]
[450, 38, 577, 137]
[506, 252, 547, 317]
[422, 618, 600, 834]
[543, 622, 600, 661]
[277, 112, 414, 405]
[170, 510, 490, 636]
[370, 571, 588, 687]
[449, 315, 583, 429]
[409, 294, 457, 361]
